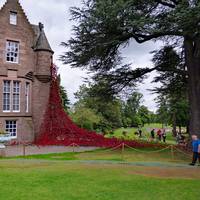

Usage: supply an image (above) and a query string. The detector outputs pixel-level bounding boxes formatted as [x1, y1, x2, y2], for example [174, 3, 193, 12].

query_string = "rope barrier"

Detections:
[173, 146, 192, 157]
[100, 144, 123, 153]
[124, 144, 171, 153]
[77, 143, 172, 154]
[88, 144, 123, 156]
[30, 142, 192, 161]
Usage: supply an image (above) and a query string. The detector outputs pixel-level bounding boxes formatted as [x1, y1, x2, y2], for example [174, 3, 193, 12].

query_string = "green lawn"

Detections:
[0, 123, 194, 200]
[0, 145, 199, 200]
[0, 159, 199, 200]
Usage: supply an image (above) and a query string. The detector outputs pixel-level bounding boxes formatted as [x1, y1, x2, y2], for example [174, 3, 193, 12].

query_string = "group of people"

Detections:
[137, 130, 200, 166]
[134, 128, 167, 143]
[133, 128, 200, 166]
[150, 128, 167, 143]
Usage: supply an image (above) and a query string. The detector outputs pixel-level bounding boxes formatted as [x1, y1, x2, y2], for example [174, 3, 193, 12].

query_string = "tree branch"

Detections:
[155, 0, 176, 8]
[133, 31, 182, 43]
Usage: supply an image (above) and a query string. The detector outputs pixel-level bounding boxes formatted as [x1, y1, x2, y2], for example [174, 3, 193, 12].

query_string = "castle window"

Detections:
[13, 81, 20, 112]
[3, 80, 11, 112]
[5, 120, 17, 138]
[10, 11, 17, 25]
[6, 41, 19, 63]
[25, 82, 30, 112]
[3, 81, 21, 112]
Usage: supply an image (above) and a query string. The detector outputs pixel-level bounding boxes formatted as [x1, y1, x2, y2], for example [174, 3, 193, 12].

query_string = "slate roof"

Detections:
[32, 23, 54, 53]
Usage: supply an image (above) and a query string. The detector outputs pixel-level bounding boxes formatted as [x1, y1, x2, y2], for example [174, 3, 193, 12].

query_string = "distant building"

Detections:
[0, 0, 53, 143]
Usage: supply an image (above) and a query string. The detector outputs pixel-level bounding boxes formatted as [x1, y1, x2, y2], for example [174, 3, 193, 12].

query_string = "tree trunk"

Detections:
[172, 112, 177, 136]
[184, 38, 200, 138]
[179, 126, 182, 134]
[186, 124, 189, 134]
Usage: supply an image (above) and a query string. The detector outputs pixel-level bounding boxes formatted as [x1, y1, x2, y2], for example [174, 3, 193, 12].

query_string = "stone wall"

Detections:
[0, 0, 52, 143]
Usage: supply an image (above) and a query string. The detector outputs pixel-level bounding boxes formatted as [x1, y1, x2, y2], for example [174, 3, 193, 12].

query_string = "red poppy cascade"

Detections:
[36, 64, 164, 148]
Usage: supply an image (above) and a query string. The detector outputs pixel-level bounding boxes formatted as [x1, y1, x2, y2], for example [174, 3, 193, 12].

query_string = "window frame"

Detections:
[12, 81, 20, 112]
[6, 40, 20, 64]
[10, 11, 17, 25]
[5, 120, 17, 139]
[2, 80, 21, 113]
[25, 82, 30, 113]
[3, 80, 11, 112]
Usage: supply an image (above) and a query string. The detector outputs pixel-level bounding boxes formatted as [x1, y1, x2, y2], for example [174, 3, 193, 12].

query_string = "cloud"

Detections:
[0, 0, 160, 112]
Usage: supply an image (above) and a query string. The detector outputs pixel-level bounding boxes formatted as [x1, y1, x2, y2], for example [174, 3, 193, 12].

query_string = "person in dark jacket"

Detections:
[138, 129, 142, 138]
[162, 129, 167, 143]
[150, 129, 155, 139]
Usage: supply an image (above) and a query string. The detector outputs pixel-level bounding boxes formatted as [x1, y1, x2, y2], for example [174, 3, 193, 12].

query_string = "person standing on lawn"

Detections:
[162, 129, 167, 143]
[189, 135, 200, 166]
[150, 129, 155, 140]
[138, 129, 142, 138]
[157, 129, 162, 141]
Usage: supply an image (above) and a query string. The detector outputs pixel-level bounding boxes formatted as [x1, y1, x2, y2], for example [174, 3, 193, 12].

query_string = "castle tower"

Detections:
[0, 0, 53, 143]
[32, 22, 54, 140]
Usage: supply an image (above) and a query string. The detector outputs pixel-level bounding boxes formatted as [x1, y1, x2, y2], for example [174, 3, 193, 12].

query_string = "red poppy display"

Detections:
[35, 65, 165, 149]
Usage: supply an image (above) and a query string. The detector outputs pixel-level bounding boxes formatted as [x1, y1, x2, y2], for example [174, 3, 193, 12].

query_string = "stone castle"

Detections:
[0, 0, 53, 143]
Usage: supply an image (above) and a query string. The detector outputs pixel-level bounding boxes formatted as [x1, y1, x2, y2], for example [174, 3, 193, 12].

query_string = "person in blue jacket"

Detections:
[189, 135, 200, 166]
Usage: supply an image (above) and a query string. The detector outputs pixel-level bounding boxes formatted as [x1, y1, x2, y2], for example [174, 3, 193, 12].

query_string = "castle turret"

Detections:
[32, 23, 54, 139]
[33, 22, 54, 82]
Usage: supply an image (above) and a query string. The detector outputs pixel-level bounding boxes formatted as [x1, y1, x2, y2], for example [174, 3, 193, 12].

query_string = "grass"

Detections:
[0, 144, 198, 200]
[12, 152, 78, 161]
[0, 159, 199, 200]
[0, 123, 193, 199]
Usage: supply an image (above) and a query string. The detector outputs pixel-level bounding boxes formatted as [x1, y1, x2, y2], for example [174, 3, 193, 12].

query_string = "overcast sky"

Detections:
[0, 0, 161, 112]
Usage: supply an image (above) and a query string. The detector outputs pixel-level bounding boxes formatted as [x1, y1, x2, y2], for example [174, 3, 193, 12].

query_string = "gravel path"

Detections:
[1, 145, 99, 157]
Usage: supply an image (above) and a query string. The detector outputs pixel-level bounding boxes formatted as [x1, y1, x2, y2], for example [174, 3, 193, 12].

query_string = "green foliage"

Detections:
[71, 105, 101, 130]
[122, 92, 142, 127]
[72, 83, 123, 132]
[72, 83, 154, 132]
[152, 46, 189, 130]
[61, 0, 200, 135]
[122, 92, 153, 127]
[60, 85, 71, 113]
[61, 0, 199, 95]
[171, 99, 189, 128]
[138, 106, 151, 126]
[156, 95, 170, 126]
[62, 0, 197, 70]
